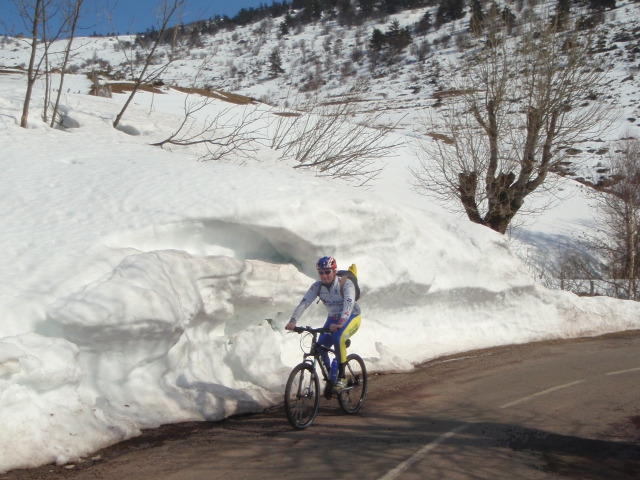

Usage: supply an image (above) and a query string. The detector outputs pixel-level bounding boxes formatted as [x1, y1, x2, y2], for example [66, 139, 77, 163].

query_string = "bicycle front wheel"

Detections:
[284, 363, 320, 429]
[338, 353, 368, 414]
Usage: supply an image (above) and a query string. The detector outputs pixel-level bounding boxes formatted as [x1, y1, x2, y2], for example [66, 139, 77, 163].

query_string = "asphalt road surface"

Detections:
[6, 331, 640, 480]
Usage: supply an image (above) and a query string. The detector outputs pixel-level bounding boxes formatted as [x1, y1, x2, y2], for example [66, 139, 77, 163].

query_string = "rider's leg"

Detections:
[332, 314, 361, 377]
[317, 316, 334, 370]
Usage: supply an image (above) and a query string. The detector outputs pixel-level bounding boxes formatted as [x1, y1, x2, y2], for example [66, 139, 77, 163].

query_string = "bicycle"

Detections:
[284, 326, 368, 430]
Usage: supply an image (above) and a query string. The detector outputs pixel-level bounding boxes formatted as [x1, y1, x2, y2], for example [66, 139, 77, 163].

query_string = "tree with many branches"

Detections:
[10, 0, 66, 127]
[411, 14, 616, 234]
[588, 138, 640, 300]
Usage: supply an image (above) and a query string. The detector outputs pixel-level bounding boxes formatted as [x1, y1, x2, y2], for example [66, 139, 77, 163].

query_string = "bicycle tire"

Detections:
[338, 353, 367, 414]
[284, 363, 320, 429]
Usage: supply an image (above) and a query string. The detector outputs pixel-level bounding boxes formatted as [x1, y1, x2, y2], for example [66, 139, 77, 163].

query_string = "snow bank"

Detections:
[0, 333, 139, 469]
[1, 74, 640, 473]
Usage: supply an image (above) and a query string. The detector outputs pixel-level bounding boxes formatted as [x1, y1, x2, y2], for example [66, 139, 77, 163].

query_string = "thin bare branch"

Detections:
[269, 81, 402, 184]
[112, 0, 186, 128]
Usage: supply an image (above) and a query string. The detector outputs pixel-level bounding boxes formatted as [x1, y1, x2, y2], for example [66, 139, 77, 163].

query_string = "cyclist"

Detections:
[285, 256, 361, 392]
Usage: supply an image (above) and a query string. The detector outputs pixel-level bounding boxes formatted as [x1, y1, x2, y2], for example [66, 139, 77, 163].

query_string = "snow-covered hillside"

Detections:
[4, 0, 640, 234]
[3, 2, 640, 141]
[2, 2, 640, 474]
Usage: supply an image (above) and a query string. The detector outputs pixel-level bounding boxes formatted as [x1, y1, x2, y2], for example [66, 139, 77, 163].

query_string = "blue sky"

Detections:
[1, 0, 270, 37]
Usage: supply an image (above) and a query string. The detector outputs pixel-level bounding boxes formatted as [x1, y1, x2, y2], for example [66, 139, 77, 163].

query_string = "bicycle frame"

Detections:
[300, 329, 334, 384]
[294, 326, 356, 395]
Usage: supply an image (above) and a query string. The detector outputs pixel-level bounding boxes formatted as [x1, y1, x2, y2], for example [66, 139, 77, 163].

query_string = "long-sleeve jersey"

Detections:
[290, 275, 361, 325]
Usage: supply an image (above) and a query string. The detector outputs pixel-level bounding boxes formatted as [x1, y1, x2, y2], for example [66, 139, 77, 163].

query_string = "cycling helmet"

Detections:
[316, 256, 337, 270]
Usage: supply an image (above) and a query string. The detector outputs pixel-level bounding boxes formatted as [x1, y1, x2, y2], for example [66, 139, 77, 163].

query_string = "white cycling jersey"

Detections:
[290, 275, 360, 325]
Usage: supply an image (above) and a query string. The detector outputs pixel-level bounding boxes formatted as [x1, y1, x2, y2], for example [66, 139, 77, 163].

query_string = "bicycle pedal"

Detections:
[323, 384, 333, 400]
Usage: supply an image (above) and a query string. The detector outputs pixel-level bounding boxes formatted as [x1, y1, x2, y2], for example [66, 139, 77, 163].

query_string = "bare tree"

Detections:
[269, 82, 402, 184]
[10, 0, 67, 127]
[12, 0, 67, 128]
[111, 0, 186, 129]
[13, 0, 46, 128]
[150, 57, 265, 160]
[50, 0, 85, 127]
[410, 40, 430, 62]
[410, 14, 616, 233]
[519, 242, 599, 295]
[588, 138, 640, 300]
[40, 1, 67, 124]
[41, 3, 51, 124]
[151, 95, 265, 161]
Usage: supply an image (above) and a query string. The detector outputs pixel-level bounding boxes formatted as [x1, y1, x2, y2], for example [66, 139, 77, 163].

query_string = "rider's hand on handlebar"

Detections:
[285, 321, 296, 331]
[329, 322, 343, 333]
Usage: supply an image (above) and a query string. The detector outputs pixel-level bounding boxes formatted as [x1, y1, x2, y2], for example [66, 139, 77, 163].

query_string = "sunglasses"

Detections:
[317, 270, 334, 275]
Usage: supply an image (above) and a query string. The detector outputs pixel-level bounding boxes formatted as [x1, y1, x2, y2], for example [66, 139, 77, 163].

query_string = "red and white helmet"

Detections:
[316, 256, 337, 270]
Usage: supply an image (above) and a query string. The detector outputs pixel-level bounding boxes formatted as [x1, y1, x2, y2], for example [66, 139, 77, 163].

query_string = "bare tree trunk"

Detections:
[42, 4, 50, 124]
[630, 227, 636, 299]
[51, 0, 84, 127]
[112, 0, 184, 129]
[43, 49, 49, 123]
[21, 0, 44, 128]
[627, 201, 637, 299]
[112, 77, 146, 128]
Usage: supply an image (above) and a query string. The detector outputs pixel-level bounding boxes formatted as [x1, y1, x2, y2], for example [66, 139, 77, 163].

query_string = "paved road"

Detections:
[7, 331, 640, 479]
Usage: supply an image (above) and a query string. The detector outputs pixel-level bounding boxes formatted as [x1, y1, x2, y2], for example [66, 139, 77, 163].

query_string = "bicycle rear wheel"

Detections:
[284, 363, 320, 429]
[338, 353, 367, 414]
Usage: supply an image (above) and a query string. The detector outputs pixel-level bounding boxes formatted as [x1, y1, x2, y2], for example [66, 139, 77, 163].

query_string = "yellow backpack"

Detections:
[337, 264, 360, 301]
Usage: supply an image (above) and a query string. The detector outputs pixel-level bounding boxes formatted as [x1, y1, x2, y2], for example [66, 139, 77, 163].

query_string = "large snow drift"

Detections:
[1, 73, 640, 473]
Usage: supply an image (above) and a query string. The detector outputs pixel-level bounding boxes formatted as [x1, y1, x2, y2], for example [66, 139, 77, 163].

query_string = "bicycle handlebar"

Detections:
[292, 326, 330, 335]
